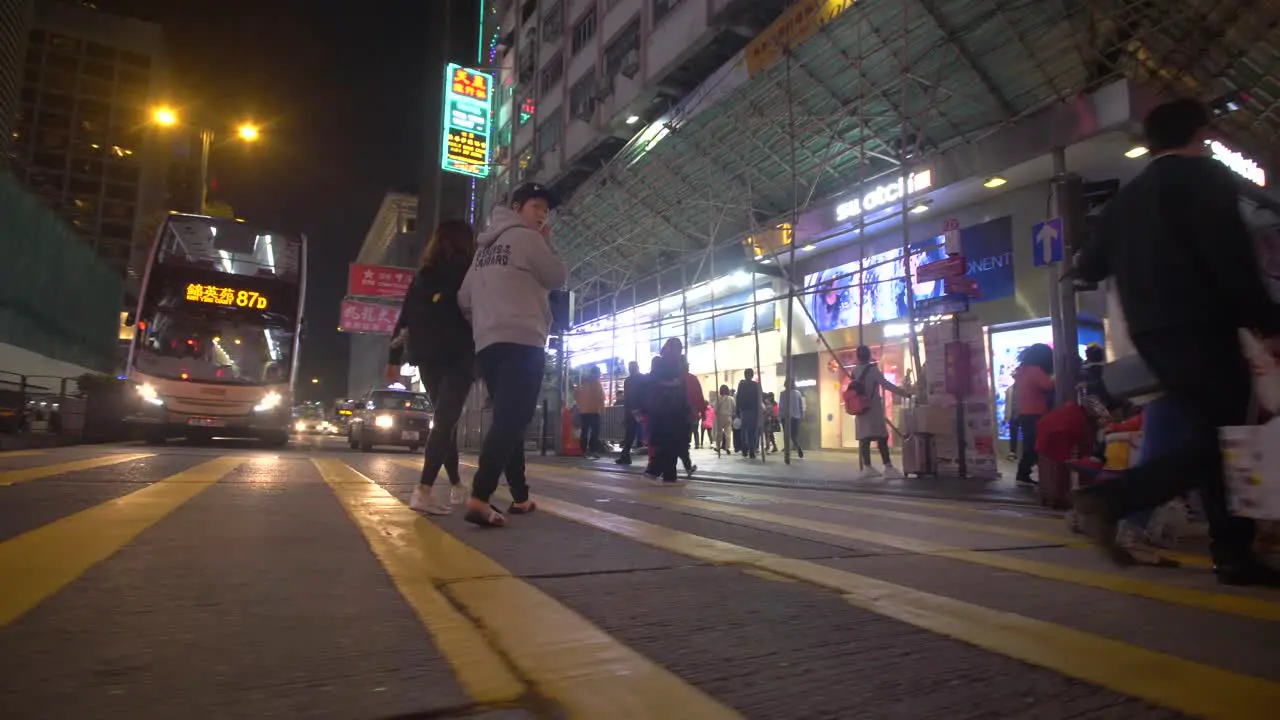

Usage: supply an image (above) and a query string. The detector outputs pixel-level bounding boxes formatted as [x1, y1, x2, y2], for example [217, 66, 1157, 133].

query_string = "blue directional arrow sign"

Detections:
[1032, 217, 1063, 267]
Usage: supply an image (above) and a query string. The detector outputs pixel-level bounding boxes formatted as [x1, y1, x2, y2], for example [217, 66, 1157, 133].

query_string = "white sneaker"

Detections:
[449, 484, 469, 506]
[409, 483, 452, 515]
[858, 467, 883, 480]
[881, 465, 904, 479]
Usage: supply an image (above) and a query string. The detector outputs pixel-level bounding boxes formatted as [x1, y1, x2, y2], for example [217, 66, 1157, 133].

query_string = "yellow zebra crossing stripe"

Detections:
[0, 452, 153, 486]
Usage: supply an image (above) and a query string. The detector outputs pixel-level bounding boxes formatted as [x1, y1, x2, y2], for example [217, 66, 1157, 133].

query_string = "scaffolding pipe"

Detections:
[782, 39, 800, 465]
[750, 263, 765, 462]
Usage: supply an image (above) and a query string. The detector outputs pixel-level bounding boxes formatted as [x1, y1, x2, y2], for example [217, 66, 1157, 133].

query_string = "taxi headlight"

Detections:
[136, 383, 163, 406]
[374, 414, 394, 429]
[294, 420, 307, 432]
[254, 391, 283, 413]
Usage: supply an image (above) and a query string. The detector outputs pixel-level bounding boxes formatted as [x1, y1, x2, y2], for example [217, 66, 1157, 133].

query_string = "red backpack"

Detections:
[842, 367, 872, 416]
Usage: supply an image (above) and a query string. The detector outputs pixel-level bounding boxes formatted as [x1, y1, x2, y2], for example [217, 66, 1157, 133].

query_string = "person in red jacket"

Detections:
[680, 356, 707, 478]
[1012, 343, 1055, 484]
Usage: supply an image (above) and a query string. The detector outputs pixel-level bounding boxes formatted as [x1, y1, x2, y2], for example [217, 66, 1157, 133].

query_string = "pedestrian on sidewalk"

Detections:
[387, 219, 476, 516]
[1071, 98, 1280, 585]
[780, 379, 806, 458]
[644, 342, 692, 485]
[678, 353, 705, 478]
[574, 366, 604, 459]
[736, 369, 763, 459]
[852, 345, 911, 479]
[615, 361, 644, 465]
[1012, 343, 1055, 484]
[457, 182, 567, 528]
[714, 385, 735, 456]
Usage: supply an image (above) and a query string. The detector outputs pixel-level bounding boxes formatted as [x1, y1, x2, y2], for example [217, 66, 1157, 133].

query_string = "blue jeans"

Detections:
[1125, 396, 1194, 528]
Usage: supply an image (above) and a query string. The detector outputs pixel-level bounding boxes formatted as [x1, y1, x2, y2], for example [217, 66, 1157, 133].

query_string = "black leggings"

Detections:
[859, 436, 890, 467]
[420, 364, 471, 487]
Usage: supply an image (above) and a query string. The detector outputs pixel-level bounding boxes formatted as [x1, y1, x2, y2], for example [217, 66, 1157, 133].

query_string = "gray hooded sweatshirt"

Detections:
[459, 206, 568, 352]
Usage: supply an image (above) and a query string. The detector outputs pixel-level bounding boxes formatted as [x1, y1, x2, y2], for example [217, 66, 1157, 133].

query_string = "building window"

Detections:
[604, 18, 641, 79]
[542, 1, 564, 43]
[653, 0, 684, 25]
[606, 0, 627, 10]
[537, 113, 563, 155]
[571, 7, 597, 56]
[540, 53, 564, 96]
[569, 70, 595, 121]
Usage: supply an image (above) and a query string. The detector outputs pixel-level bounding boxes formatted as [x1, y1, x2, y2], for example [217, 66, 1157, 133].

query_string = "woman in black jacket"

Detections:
[386, 220, 476, 515]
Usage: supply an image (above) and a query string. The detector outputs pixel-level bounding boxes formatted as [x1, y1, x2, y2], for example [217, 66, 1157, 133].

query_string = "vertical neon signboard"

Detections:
[442, 63, 493, 178]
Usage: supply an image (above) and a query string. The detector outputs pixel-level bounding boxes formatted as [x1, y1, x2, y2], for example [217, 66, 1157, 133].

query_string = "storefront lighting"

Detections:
[802, 244, 816, 252]
[909, 202, 931, 214]
[1205, 138, 1266, 187]
[793, 379, 818, 388]
[983, 176, 1007, 188]
[1124, 146, 1149, 159]
[626, 115, 640, 125]
[834, 170, 933, 222]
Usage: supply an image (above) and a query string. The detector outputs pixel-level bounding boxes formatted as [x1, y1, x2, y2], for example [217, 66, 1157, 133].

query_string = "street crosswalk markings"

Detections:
[497, 490, 1280, 720]
[0, 452, 153, 486]
[0, 449, 49, 459]
[316, 458, 741, 719]
[0, 456, 242, 627]
[525, 466, 1280, 622]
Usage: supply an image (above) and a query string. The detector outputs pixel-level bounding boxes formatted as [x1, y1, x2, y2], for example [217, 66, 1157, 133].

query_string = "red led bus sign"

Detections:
[442, 63, 493, 178]
[185, 282, 269, 310]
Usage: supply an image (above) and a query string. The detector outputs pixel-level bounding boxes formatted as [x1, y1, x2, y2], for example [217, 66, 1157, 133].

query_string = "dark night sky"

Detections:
[97, 0, 467, 399]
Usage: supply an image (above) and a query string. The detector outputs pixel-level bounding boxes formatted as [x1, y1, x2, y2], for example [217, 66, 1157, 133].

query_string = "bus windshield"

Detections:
[367, 391, 430, 411]
[131, 214, 304, 387]
[134, 305, 294, 385]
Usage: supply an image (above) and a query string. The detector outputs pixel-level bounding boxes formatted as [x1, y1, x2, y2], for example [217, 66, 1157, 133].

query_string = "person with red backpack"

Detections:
[846, 345, 912, 478]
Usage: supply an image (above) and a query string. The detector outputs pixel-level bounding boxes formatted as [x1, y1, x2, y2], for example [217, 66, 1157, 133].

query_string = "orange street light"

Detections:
[152, 106, 178, 126]
[237, 123, 260, 142]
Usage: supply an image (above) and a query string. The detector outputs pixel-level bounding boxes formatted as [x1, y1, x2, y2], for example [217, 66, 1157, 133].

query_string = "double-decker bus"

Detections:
[123, 213, 306, 446]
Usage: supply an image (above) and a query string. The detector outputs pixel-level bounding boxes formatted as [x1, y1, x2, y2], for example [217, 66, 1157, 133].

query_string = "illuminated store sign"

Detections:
[834, 170, 933, 223]
[442, 64, 493, 178]
[1206, 139, 1266, 187]
[185, 283, 270, 310]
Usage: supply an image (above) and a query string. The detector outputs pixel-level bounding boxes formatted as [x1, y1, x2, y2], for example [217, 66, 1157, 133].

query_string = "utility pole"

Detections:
[1048, 148, 1085, 405]
[417, 0, 451, 248]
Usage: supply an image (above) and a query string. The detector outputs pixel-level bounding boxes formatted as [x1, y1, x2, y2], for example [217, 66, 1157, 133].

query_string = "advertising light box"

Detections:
[441, 64, 493, 178]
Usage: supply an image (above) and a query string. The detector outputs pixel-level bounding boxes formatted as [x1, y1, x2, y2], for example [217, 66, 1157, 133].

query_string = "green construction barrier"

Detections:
[0, 171, 123, 372]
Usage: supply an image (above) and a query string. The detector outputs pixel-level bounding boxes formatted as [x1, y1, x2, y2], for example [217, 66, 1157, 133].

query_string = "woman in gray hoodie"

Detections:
[457, 183, 567, 527]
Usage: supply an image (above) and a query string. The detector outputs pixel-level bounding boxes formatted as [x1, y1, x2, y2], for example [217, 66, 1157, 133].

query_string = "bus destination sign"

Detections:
[185, 282, 270, 310]
[441, 63, 493, 179]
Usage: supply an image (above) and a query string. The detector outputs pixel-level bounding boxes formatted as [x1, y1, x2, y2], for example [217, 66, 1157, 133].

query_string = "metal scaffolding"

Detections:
[551, 0, 1280, 457]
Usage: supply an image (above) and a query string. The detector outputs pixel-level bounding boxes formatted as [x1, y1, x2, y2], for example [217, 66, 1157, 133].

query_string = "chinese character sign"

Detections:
[348, 264, 415, 298]
[184, 282, 269, 310]
[441, 63, 493, 178]
[338, 298, 401, 335]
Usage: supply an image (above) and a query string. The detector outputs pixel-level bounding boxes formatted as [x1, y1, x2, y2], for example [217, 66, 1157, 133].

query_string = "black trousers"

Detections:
[651, 414, 689, 481]
[1008, 416, 1021, 455]
[579, 413, 600, 454]
[786, 418, 805, 456]
[619, 413, 640, 458]
[1015, 415, 1042, 481]
[471, 343, 545, 504]
[1094, 326, 1255, 564]
[419, 364, 471, 487]
[859, 436, 890, 467]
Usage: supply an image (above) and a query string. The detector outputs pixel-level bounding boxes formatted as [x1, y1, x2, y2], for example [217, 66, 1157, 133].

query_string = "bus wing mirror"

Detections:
[124, 311, 136, 327]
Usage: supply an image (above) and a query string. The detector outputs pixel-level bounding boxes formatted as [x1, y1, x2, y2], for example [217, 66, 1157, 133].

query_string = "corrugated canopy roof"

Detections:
[553, 0, 1280, 304]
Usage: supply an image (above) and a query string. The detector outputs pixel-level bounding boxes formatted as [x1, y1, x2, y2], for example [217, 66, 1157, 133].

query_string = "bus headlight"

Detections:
[294, 420, 307, 433]
[374, 415, 394, 429]
[254, 391, 284, 413]
[136, 383, 163, 406]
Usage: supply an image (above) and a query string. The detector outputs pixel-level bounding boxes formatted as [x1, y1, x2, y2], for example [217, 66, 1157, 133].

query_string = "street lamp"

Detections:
[150, 105, 263, 214]
[311, 378, 320, 384]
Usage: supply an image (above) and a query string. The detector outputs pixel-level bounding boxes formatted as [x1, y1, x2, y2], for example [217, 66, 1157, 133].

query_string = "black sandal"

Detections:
[507, 500, 537, 515]
[464, 504, 506, 528]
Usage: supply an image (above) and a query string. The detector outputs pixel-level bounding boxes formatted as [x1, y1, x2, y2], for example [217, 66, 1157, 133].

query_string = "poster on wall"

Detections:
[989, 323, 1106, 440]
[803, 216, 1014, 334]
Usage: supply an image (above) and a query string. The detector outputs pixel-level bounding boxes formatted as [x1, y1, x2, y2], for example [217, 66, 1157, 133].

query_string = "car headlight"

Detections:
[294, 420, 307, 432]
[374, 414, 394, 429]
[254, 391, 283, 413]
[136, 383, 163, 406]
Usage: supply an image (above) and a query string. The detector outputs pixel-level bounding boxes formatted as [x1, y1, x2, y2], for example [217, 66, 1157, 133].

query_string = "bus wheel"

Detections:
[360, 439, 374, 452]
[261, 432, 289, 448]
[408, 445, 420, 453]
[144, 429, 167, 445]
[348, 432, 359, 450]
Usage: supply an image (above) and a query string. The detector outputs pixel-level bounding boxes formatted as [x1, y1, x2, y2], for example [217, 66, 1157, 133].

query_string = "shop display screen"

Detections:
[805, 237, 948, 331]
[990, 324, 1104, 440]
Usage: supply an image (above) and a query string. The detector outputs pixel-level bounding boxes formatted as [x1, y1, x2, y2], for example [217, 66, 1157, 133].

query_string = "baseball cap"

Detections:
[511, 182, 561, 210]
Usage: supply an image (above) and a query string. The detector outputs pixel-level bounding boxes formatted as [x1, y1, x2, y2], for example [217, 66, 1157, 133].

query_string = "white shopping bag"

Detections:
[1221, 418, 1280, 520]
[1240, 330, 1280, 414]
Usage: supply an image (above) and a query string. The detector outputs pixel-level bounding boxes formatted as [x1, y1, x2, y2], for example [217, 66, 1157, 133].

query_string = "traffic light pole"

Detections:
[1048, 148, 1085, 405]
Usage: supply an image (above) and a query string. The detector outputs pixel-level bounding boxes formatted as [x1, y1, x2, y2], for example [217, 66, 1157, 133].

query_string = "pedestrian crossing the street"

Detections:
[1, 446, 1277, 719]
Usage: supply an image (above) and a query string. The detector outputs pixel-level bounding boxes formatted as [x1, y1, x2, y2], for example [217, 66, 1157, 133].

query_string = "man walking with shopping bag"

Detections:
[1072, 98, 1280, 586]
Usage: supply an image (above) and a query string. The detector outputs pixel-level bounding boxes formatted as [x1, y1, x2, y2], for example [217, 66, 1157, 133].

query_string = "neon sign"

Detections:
[834, 170, 933, 223]
[185, 283, 269, 310]
[442, 63, 493, 178]
[1206, 139, 1266, 187]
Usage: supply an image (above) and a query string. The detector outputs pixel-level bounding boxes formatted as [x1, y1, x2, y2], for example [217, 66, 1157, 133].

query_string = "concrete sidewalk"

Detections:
[538, 447, 1042, 506]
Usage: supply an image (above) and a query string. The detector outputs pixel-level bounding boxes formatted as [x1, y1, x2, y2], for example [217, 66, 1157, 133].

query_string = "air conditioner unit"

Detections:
[620, 49, 640, 79]
[573, 99, 594, 122]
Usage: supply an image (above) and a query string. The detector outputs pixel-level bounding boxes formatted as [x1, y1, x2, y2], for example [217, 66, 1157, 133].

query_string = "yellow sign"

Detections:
[745, 0, 856, 77]
[184, 283, 269, 310]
